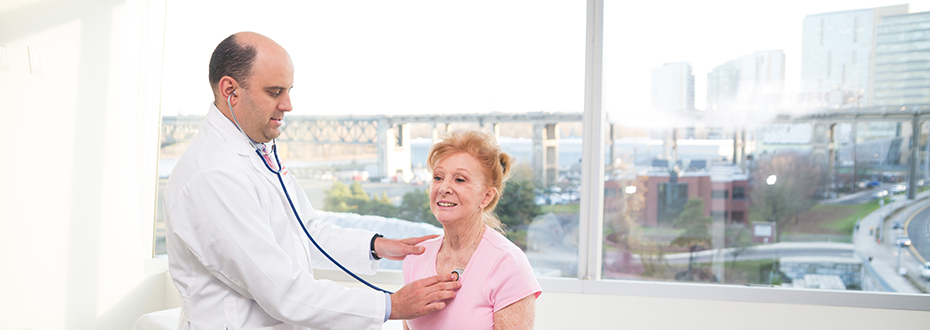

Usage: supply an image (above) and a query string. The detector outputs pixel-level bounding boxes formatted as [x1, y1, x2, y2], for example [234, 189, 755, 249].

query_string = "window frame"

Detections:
[147, 0, 930, 312]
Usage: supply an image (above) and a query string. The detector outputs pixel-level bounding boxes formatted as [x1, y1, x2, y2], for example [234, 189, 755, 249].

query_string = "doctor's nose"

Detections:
[278, 94, 293, 112]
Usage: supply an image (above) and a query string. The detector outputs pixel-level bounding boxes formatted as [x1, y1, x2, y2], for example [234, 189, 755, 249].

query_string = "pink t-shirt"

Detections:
[403, 226, 542, 330]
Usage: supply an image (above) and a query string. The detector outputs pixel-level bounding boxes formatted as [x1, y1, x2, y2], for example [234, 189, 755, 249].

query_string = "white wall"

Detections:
[1, 1, 928, 329]
[0, 0, 166, 329]
[320, 276, 930, 329]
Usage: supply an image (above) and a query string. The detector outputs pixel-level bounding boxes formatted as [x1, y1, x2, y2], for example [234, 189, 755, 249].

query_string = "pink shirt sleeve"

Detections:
[484, 241, 542, 313]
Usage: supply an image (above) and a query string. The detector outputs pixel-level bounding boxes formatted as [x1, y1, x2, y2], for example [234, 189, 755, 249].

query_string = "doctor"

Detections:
[164, 32, 460, 330]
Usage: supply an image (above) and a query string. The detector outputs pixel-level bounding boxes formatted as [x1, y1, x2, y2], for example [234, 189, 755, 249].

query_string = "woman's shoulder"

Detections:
[480, 227, 530, 263]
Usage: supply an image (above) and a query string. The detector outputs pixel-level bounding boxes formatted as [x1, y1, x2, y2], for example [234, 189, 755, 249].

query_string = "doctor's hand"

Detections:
[389, 273, 461, 320]
[373, 234, 438, 261]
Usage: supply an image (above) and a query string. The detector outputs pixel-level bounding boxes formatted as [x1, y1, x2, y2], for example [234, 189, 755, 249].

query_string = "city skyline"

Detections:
[161, 1, 930, 121]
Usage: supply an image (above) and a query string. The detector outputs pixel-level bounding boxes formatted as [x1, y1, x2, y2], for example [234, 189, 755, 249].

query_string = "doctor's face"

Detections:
[429, 152, 495, 227]
[236, 44, 294, 143]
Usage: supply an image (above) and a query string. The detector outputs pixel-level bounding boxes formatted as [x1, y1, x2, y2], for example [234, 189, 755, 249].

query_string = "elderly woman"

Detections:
[403, 130, 542, 330]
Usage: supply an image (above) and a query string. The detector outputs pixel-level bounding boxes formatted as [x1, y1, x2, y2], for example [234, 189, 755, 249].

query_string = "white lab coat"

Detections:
[165, 104, 385, 330]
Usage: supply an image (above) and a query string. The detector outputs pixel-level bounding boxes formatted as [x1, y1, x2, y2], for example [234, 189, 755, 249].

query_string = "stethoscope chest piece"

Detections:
[451, 268, 464, 281]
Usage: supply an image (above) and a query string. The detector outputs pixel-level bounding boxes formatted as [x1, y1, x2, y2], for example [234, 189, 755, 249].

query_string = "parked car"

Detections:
[871, 190, 889, 199]
[922, 262, 930, 280]
[890, 184, 907, 194]
[892, 222, 903, 230]
[895, 236, 912, 247]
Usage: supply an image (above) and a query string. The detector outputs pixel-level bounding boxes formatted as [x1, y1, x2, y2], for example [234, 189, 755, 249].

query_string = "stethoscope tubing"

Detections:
[258, 145, 394, 294]
[227, 90, 391, 294]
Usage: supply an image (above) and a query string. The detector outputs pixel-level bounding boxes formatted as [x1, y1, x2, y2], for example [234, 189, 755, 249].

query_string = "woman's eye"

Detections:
[433, 176, 442, 181]
[455, 178, 465, 183]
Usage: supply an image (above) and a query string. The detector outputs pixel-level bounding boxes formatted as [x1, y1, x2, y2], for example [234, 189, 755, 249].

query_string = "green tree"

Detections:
[725, 228, 754, 271]
[359, 191, 398, 218]
[324, 181, 397, 217]
[323, 181, 354, 212]
[496, 179, 542, 231]
[671, 198, 713, 281]
[671, 198, 713, 248]
[396, 189, 439, 227]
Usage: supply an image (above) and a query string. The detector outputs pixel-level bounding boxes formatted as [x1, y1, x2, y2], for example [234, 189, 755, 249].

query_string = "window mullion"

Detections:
[578, 0, 605, 281]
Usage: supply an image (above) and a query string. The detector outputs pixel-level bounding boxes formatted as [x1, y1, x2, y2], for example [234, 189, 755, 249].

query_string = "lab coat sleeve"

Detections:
[170, 168, 384, 329]
[288, 174, 380, 274]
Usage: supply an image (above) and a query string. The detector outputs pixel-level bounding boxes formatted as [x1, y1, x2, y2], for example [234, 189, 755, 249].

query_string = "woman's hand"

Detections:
[374, 234, 439, 260]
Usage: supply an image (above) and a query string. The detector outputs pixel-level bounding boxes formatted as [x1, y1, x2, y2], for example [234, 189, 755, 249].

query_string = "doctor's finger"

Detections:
[415, 274, 454, 287]
[427, 279, 462, 291]
[424, 289, 457, 303]
[421, 301, 447, 314]
[400, 234, 439, 245]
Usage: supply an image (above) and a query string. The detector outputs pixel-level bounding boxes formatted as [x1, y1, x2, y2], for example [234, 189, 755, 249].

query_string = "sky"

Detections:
[160, 0, 930, 124]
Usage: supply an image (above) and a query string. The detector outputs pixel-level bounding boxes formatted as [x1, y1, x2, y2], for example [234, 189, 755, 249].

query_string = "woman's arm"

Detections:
[493, 294, 536, 330]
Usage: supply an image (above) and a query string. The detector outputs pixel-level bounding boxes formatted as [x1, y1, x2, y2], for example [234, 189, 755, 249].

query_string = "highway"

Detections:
[662, 242, 855, 265]
[904, 202, 930, 265]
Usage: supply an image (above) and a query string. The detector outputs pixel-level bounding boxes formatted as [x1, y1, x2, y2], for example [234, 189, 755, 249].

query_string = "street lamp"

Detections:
[766, 175, 777, 185]
[625, 185, 637, 195]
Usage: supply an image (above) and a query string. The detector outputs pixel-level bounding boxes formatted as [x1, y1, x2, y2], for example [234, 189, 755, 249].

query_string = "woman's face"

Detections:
[429, 152, 495, 226]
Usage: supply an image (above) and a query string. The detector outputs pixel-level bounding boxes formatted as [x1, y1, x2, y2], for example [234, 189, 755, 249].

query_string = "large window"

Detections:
[154, 0, 930, 309]
[599, 0, 930, 297]
[155, 1, 585, 278]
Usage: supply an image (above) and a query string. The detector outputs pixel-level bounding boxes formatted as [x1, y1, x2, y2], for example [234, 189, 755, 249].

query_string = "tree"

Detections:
[750, 152, 824, 242]
[603, 178, 647, 249]
[323, 181, 354, 212]
[323, 181, 397, 217]
[670, 198, 713, 281]
[725, 228, 753, 271]
[396, 189, 438, 227]
[496, 179, 542, 231]
[358, 191, 398, 218]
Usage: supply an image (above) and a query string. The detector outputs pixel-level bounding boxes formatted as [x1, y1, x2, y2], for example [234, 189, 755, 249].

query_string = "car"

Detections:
[890, 184, 907, 193]
[871, 190, 889, 199]
[892, 222, 903, 230]
[867, 180, 881, 188]
[895, 236, 912, 247]
[922, 262, 930, 280]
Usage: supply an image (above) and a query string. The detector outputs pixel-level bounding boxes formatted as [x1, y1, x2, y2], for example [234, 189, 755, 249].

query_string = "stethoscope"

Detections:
[226, 91, 395, 294]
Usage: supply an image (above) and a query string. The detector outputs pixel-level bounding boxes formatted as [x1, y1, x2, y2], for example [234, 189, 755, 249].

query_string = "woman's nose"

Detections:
[438, 181, 452, 194]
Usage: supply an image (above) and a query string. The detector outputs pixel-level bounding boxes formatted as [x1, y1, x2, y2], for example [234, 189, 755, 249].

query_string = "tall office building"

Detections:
[873, 11, 930, 106]
[707, 50, 785, 111]
[800, 5, 908, 106]
[651, 62, 695, 112]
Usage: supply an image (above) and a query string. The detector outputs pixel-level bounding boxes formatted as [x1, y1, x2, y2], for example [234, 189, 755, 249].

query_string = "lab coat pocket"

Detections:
[224, 296, 240, 330]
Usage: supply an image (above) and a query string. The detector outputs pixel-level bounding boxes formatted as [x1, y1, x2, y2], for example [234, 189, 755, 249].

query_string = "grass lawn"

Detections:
[780, 200, 882, 235]
[540, 204, 580, 214]
[695, 259, 780, 285]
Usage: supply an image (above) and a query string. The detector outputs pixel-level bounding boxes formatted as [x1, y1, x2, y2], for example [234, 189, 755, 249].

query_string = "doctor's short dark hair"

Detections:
[209, 33, 257, 91]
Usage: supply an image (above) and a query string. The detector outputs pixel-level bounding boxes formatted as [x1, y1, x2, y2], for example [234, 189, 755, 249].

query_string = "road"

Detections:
[662, 242, 855, 265]
[904, 202, 930, 265]
[826, 183, 899, 205]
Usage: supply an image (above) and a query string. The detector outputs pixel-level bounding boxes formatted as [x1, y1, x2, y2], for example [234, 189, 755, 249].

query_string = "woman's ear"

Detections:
[481, 187, 498, 208]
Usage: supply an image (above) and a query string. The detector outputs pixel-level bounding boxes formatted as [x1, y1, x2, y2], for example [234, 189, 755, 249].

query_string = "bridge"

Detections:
[161, 112, 583, 187]
[162, 104, 930, 190]
[775, 104, 930, 200]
